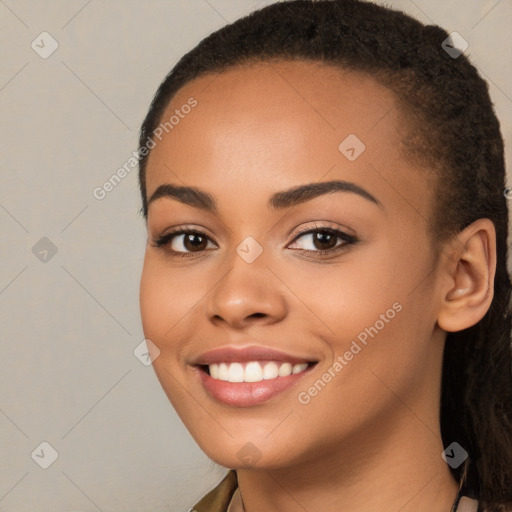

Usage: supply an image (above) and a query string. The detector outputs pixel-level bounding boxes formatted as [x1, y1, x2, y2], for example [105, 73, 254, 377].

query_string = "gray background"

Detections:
[0, 0, 510, 511]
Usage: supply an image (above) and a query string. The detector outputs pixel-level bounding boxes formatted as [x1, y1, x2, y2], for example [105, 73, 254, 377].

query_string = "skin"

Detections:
[139, 60, 496, 512]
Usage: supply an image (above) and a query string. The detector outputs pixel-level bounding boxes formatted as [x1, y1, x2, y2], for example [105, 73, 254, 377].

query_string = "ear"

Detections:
[437, 218, 496, 333]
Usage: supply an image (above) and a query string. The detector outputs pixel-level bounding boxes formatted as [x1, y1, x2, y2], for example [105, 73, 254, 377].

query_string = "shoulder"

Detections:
[191, 470, 238, 512]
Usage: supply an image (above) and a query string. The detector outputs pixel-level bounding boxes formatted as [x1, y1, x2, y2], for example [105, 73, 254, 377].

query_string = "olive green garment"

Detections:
[192, 471, 238, 512]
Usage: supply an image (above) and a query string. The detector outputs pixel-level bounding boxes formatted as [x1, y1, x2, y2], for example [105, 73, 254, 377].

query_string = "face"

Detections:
[139, 60, 447, 470]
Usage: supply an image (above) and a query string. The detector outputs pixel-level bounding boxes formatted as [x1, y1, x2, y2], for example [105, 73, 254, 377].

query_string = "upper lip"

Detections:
[192, 345, 317, 366]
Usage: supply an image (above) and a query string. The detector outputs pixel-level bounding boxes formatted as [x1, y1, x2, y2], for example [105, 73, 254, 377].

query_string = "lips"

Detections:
[192, 345, 317, 407]
[193, 345, 313, 366]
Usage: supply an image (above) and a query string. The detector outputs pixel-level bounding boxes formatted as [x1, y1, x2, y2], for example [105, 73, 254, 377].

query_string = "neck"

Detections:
[235, 406, 460, 512]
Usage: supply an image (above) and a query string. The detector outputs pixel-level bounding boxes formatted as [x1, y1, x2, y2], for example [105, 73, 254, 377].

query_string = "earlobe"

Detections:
[437, 218, 496, 333]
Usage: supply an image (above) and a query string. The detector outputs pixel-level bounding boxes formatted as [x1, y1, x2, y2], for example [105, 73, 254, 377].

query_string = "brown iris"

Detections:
[184, 233, 208, 252]
[311, 231, 338, 251]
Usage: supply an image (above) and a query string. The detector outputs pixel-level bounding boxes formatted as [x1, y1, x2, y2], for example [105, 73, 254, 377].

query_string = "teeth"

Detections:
[228, 363, 244, 382]
[210, 363, 219, 379]
[218, 363, 229, 381]
[208, 361, 309, 383]
[292, 363, 308, 374]
[263, 362, 279, 380]
[244, 361, 263, 382]
[278, 362, 292, 377]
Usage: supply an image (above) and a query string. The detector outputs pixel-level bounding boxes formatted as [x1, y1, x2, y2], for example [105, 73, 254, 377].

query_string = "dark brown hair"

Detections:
[138, 1, 512, 509]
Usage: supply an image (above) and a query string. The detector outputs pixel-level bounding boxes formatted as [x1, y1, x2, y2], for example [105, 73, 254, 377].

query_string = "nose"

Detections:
[204, 251, 288, 330]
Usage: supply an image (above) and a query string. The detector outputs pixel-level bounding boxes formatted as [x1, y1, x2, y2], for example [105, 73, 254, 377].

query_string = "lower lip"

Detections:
[196, 365, 314, 407]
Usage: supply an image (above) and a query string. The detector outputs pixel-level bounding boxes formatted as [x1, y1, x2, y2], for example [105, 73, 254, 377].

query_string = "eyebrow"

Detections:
[147, 179, 382, 213]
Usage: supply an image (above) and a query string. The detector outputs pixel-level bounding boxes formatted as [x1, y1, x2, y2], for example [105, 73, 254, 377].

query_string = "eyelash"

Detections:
[151, 224, 358, 259]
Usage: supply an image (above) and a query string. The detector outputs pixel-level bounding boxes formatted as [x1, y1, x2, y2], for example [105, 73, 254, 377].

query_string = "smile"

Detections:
[192, 345, 318, 406]
[207, 361, 309, 383]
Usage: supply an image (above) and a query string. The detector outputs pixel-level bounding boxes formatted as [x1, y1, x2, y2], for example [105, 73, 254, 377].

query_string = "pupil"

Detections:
[185, 233, 207, 251]
[314, 231, 336, 250]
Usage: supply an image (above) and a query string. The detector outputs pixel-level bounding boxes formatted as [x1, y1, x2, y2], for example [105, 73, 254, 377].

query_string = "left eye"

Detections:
[288, 229, 355, 252]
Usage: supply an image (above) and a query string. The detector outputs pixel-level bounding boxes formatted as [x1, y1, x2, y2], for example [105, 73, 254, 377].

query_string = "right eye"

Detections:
[152, 229, 217, 256]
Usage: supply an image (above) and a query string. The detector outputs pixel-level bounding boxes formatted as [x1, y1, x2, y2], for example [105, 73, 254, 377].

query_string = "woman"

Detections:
[138, 1, 512, 511]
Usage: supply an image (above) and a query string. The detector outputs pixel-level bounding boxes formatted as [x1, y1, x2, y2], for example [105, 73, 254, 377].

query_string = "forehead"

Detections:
[145, 60, 433, 222]
[167, 59, 399, 140]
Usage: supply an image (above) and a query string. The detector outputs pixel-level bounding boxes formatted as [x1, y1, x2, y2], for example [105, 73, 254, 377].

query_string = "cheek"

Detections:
[139, 252, 201, 348]
[292, 247, 404, 341]
[139, 256, 167, 340]
[294, 241, 433, 386]
[139, 253, 200, 414]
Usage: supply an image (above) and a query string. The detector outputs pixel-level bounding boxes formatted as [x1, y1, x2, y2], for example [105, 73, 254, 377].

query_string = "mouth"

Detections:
[202, 360, 311, 383]
[192, 346, 318, 407]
